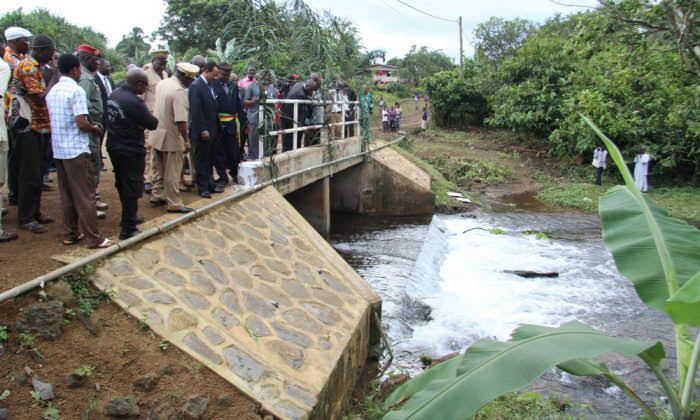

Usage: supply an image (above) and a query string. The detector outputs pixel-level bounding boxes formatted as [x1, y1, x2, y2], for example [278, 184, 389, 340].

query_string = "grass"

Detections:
[392, 138, 472, 210]
[60, 266, 112, 314]
[427, 155, 515, 185]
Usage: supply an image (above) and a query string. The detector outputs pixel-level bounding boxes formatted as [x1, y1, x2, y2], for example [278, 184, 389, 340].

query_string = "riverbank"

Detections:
[388, 125, 699, 222]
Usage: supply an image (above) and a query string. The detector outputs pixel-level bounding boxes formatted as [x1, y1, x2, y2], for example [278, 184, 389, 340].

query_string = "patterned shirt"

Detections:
[12, 56, 50, 133]
[46, 76, 90, 159]
[2, 47, 23, 114]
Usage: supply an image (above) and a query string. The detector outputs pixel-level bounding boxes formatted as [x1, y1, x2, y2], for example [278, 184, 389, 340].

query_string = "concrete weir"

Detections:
[92, 186, 381, 419]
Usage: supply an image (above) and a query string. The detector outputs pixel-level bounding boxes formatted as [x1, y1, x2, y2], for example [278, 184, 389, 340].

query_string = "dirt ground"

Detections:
[0, 293, 261, 419]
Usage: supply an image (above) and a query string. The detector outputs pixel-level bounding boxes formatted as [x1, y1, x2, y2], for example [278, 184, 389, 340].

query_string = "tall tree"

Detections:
[115, 27, 151, 66]
[397, 46, 456, 84]
[155, 0, 230, 54]
[473, 17, 535, 65]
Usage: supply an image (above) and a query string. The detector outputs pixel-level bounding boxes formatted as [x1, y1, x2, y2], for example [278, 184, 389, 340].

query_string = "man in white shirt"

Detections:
[46, 54, 113, 249]
[0, 43, 17, 242]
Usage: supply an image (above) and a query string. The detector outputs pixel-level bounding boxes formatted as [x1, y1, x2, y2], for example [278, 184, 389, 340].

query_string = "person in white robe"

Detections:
[633, 148, 651, 192]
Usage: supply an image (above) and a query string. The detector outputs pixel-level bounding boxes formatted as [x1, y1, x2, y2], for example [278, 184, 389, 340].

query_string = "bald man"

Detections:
[106, 68, 159, 239]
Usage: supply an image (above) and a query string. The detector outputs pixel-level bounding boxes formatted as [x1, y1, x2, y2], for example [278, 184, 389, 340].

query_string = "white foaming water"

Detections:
[406, 214, 629, 358]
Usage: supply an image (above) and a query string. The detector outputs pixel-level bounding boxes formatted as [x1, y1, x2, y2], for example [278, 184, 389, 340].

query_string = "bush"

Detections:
[423, 68, 489, 129]
[386, 82, 412, 98]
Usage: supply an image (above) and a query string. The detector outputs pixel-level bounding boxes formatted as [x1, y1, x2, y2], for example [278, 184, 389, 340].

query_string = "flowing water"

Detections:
[330, 198, 676, 418]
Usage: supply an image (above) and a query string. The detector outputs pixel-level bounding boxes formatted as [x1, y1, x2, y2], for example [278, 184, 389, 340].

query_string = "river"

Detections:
[330, 198, 676, 418]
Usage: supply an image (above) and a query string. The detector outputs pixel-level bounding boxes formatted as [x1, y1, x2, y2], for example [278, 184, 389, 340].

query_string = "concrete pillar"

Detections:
[285, 177, 331, 237]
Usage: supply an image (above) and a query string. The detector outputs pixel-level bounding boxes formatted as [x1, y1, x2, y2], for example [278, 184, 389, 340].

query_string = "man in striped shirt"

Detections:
[46, 54, 113, 249]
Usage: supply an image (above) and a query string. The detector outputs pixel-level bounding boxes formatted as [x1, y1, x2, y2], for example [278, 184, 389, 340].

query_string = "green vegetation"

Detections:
[0, 324, 8, 342]
[424, 1, 699, 182]
[488, 227, 506, 235]
[382, 121, 700, 420]
[389, 45, 455, 85]
[474, 393, 565, 419]
[392, 140, 471, 211]
[536, 180, 604, 213]
[69, 365, 95, 379]
[428, 155, 515, 186]
[61, 266, 112, 314]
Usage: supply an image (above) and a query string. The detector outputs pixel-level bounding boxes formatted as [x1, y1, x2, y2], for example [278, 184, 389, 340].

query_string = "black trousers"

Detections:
[192, 136, 217, 193]
[7, 130, 18, 203]
[595, 166, 604, 185]
[214, 125, 241, 184]
[16, 130, 49, 225]
[109, 149, 145, 233]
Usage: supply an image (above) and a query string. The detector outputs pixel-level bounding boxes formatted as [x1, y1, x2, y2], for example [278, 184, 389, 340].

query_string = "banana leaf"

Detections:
[664, 272, 700, 326]
[383, 321, 659, 420]
[581, 115, 700, 313]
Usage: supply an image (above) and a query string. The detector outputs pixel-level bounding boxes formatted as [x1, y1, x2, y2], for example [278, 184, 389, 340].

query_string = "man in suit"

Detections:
[94, 58, 114, 171]
[188, 61, 221, 198]
[212, 62, 242, 187]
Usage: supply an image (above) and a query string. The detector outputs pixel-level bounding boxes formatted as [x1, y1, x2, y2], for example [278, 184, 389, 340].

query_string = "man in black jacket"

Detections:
[188, 61, 221, 198]
[281, 75, 319, 152]
[106, 68, 158, 239]
[94, 58, 114, 171]
[212, 63, 242, 187]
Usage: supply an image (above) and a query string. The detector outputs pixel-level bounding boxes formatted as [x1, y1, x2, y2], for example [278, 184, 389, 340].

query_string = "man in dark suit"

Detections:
[212, 63, 242, 187]
[188, 61, 221, 198]
[94, 58, 115, 170]
[281, 75, 320, 152]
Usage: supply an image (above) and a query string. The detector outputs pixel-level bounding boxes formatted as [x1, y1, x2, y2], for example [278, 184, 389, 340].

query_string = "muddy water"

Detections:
[330, 197, 676, 418]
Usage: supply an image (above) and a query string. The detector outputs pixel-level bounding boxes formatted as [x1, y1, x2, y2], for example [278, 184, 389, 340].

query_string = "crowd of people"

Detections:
[1, 27, 374, 246]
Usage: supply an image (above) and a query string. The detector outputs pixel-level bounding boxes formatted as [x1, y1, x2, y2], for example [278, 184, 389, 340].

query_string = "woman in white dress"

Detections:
[633, 148, 651, 192]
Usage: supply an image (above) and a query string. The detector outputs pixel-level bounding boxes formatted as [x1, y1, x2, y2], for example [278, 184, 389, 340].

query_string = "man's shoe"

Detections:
[119, 229, 141, 240]
[0, 230, 18, 242]
[42, 174, 52, 183]
[119, 216, 145, 227]
[199, 191, 212, 199]
[96, 210, 106, 219]
[1, 208, 7, 217]
[18, 221, 48, 234]
[95, 191, 101, 200]
[211, 186, 225, 194]
[150, 199, 167, 207]
[167, 206, 194, 214]
[144, 182, 153, 193]
[36, 214, 54, 224]
[47, 167, 57, 173]
[96, 202, 109, 210]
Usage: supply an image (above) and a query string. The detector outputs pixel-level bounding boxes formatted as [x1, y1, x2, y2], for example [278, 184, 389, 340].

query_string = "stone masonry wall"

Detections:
[92, 186, 380, 419]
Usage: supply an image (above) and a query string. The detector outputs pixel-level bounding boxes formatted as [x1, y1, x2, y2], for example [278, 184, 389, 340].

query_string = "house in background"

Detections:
[368, 63, 401, 84]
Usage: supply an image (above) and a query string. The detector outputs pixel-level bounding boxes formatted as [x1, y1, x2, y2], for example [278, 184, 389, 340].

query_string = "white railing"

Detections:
[254, 98, 360, 160]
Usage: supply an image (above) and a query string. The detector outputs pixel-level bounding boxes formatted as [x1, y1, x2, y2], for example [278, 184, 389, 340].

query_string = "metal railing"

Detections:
[253, 98, 360, 160]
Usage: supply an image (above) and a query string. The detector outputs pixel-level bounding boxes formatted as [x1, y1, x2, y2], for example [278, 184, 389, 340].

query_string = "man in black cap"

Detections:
[212, 62, 242, 187]
[106, 68, 159, 239]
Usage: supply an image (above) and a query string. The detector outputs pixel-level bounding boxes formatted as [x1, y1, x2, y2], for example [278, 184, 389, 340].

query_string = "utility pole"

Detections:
[458, 15, 464, 79]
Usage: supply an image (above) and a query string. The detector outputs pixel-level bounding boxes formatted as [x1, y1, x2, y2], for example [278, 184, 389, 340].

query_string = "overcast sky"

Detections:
[1, 0, 598, 61]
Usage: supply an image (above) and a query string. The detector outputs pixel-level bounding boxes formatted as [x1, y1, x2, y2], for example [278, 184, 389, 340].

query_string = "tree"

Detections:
[155, 0, 230, 54]
[473, 17, 535, 65]
[397, 46, 456, 84]
[115, 27, 151, 66]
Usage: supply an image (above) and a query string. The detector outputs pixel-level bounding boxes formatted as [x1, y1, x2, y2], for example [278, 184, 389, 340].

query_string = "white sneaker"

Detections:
[96, 210, 106, 219]
[96, 202, 109, 210]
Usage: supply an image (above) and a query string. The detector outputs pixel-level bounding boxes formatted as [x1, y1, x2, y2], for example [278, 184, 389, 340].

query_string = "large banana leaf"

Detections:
[665, 272, 700, 326]
[582, 116, 700, 312]
[383, 321, 659, 420]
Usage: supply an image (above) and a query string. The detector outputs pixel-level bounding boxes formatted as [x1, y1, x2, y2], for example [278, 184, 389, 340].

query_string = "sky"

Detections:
[0, 0, 598, 61]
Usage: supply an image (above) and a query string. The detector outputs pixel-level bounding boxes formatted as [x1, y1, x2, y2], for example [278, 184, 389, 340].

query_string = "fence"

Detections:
[253, 98, 360, 160]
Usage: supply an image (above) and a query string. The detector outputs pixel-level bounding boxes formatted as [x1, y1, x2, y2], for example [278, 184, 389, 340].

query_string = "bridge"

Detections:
[2, 99, 435, 419]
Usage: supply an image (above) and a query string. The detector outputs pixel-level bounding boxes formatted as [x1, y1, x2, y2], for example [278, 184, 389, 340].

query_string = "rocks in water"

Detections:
[105, 396, 140, 417]
[134, 373, 158, 392]
[181, 395, 209, 419]
[14, 301, 64, 339]
[504, 270, 559, 278]
[31, 376, 54, 401]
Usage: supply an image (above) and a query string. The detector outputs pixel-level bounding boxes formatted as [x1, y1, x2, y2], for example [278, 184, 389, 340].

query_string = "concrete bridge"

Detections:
[42, 123, 434, 417]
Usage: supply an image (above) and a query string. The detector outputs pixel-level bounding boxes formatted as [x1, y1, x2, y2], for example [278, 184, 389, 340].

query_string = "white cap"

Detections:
[4, 27, 32, 41]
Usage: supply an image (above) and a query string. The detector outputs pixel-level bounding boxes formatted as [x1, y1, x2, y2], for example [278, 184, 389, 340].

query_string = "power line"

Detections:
[393, 0, 456, 23]
[378, 0, 429, 32]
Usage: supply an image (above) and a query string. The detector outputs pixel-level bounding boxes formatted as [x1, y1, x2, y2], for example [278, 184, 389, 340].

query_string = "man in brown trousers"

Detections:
[148, 62, 198, 213]
[46, 54, 113, 248]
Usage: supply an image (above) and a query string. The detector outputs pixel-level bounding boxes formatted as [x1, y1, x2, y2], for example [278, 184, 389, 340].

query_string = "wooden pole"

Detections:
[459, 16, 464, 79]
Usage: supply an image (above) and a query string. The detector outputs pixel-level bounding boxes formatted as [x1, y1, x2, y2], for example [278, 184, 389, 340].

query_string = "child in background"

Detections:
[421, 107, 428, 131]
[381, 106, 389, 132]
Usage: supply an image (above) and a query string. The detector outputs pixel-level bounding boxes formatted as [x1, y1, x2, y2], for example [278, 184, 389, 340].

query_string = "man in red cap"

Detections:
[77, 44, 109, 218]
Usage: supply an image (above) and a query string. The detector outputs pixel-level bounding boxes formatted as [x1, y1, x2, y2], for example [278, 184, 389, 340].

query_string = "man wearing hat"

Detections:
[10, 34, 58, 234]
[77, 44, 108, 217]
[147, 62, 197, 213]
[143, 49, 170, 194]
[212, 62, 242, 187]
[4, 26, 32, 207]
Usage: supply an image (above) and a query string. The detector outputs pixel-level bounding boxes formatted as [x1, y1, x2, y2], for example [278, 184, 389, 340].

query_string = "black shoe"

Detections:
[183, 169, 191, 176]
[210, 186, 225, 194]
[47, 167, 57, 173]
[1, 208, 7, 217]
[150, 199, 167, 207]
[167, 206, 194, 214]
[119, 216, 145, 227]
[119, 229, 141, 240]
[199, 191, 212, 199]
